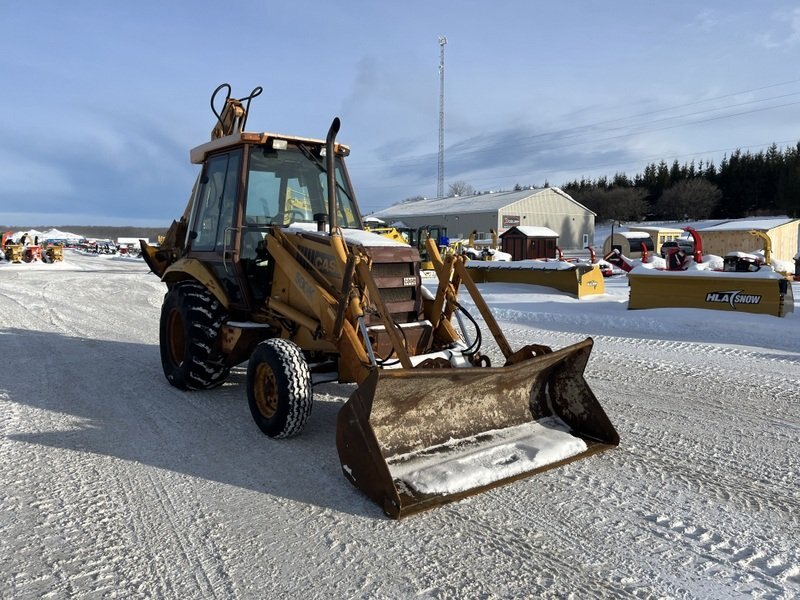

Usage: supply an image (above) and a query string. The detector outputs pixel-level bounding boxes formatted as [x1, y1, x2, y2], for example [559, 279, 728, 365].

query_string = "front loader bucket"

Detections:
[336, 337, 618, 519]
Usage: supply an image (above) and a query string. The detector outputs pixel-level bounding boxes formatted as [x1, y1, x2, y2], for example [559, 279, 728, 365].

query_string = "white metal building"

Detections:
[370, 187, 596, 250]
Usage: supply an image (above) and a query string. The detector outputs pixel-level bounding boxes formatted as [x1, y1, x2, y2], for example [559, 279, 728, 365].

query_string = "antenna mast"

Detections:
[437, 36, 447, 199]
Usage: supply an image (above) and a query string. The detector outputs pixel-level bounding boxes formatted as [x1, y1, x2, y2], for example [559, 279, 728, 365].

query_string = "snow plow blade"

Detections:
[336, 337, 618, 519]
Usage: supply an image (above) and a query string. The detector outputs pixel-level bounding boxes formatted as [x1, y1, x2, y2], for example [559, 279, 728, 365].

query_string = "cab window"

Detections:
[191, 150, 242, 251]
[246, 145, 360, 229]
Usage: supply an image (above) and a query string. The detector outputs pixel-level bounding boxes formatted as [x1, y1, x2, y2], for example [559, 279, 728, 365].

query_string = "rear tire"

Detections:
[247, 338, 312, 438]
[159, 281, 230, 390]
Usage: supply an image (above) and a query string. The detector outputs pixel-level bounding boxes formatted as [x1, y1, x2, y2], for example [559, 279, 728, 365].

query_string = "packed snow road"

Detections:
[1, 251, 798, 599]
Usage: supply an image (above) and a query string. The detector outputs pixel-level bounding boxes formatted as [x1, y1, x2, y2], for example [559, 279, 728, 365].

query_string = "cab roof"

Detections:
[190, 131, 350, 165]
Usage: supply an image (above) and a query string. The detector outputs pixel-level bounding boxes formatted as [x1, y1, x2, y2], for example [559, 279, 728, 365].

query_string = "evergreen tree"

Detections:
[612, 172, 632, 187]
[557, 139, 800, 219]
[668, 160, 682, 184]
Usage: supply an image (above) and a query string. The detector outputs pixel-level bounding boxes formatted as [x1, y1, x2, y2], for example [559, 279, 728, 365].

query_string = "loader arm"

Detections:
[263, 232, 340, 342]
[336, 231, 619, 518]
[262, 227, 382, 382]
[425, 236, 513, 359]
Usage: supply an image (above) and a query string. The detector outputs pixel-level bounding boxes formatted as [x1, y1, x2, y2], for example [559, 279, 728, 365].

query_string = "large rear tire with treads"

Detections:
[159, 282, 230, 390]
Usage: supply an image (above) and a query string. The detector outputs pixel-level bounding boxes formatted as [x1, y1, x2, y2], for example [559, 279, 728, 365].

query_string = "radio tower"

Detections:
[437, 36, 447, 199]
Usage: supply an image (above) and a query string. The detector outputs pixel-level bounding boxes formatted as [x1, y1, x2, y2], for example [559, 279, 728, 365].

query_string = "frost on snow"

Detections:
[388, 417, 587, 495]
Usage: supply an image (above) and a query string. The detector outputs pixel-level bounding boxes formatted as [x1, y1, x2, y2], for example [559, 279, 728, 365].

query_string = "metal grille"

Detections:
[371, 262, 412, 278]
[379, 287, 414, 303]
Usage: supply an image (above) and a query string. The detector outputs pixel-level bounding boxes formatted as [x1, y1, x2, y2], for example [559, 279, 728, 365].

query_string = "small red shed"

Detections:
[500, 226, 559, 260]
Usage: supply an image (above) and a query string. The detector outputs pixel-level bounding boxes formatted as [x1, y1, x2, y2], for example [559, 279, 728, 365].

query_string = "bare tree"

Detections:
[448, 181, 475, 197]
[572, 187, 648, 222]
[656, 179, 721, 220]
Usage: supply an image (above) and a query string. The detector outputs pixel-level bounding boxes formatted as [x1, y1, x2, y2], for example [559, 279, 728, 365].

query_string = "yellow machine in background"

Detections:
[4, 244, 22, 263]
[364, 225, 409, 244]
[366, 224, 450, 270]
[1, 231, 21, 263]
[45, 244, 64, 262]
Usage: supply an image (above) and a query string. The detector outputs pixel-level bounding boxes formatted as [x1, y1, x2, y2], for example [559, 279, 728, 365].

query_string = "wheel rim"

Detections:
[254, 363, 279, 418]
[167, 309, 185, 367]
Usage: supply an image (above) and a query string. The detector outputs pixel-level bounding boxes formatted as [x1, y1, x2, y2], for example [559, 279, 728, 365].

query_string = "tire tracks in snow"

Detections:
[112, 466, 238, 598]
[1, 269, 239, 597]
[463, 318, 800, 597]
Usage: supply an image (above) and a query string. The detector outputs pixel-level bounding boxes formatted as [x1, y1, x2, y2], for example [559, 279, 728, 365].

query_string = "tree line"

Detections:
[421, 141, 800, 223]
[562, 142, 800, 222]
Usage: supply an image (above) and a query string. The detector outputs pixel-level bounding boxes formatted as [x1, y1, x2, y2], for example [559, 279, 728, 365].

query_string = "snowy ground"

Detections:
[1, 250, 798, 599]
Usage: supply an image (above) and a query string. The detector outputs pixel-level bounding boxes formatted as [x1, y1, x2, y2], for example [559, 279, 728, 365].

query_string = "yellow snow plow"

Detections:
[627, 228, 794, 317]
[466, 261, 606, 298]
[144, 83, 619, 519]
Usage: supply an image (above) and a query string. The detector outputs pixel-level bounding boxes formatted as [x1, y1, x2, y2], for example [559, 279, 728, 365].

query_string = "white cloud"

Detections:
[756, 8, 800, 49]
[788, 8, 800, 45]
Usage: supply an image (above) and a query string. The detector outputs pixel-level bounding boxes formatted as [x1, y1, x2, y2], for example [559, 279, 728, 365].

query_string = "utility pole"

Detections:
[437, 36, 447, 199]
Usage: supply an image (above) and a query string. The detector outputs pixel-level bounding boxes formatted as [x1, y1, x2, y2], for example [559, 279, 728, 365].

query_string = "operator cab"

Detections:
[185, 134, 361, 310]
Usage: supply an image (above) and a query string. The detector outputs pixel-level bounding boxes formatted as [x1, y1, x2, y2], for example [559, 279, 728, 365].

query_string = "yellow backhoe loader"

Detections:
[142, 84, 618, 518]
[367, 224, 450, 270]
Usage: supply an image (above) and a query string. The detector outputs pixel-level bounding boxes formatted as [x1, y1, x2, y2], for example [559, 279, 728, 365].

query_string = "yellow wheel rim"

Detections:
[167, 310, 185, 367]
[254, 363, 278, 418]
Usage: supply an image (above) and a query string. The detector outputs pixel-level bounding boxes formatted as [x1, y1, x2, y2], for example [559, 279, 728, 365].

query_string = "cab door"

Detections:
[187, 148, 247, 307]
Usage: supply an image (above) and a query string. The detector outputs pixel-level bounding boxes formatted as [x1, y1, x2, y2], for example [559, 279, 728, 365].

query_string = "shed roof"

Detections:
[618, 231, 651, 239]
[371, 187, 590, 218]
[629, 226, 683, 233]
[698, 217, 798, 232]
[500, 225, 559, 238]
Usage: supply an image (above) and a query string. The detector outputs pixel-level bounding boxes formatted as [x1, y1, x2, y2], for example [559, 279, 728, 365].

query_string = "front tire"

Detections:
[159, 281, 230, 390]
[247, 339, 312, 438]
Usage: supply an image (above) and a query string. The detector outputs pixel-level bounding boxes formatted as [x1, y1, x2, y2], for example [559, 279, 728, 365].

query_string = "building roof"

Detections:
[371, 187, 591, 218]
[500, 226, 559, 238]
[629, 226, 683, 233]
[698, 217, 798, 232]
[617, 231, 651, 239]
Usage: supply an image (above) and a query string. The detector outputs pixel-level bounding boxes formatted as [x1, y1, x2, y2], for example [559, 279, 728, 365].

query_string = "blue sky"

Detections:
[2, 1, 800, 226]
